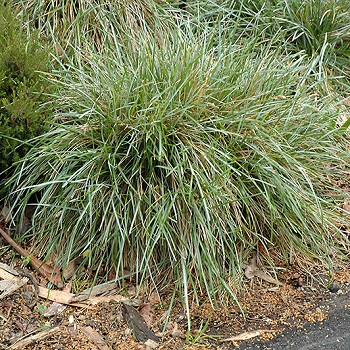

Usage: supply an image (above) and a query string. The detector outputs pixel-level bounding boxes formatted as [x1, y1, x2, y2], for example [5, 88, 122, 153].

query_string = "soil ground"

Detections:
[1, 231, 350, 350]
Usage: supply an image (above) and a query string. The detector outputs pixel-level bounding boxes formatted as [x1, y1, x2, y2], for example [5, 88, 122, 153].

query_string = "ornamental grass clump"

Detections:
[4, 25, 349, 311]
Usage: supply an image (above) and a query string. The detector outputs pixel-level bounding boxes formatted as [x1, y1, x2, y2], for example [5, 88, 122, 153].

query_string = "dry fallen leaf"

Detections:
[343, 200, 350, 214]
[69, 280, 121, 302]
[139, 303, 154, 328]
[148, 290, 160, 306]
[244, 255, 257, 279]
[0, 204, 11, 223]
[171, 322, 185, 339]
[62, 259, 80, 280]
[80, 326, 111, 350]
[44, 282, 72, 317]
[43, 301, 67, 317]
[244, 254, 281, 285]
[0, 277, 29, 300]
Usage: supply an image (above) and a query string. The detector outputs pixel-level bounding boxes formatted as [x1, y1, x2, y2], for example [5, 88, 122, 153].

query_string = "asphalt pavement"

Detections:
[239, 291, 350, 350]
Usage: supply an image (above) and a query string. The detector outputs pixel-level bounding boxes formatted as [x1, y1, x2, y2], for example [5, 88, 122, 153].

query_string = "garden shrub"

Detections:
[0, 2, 53, 178]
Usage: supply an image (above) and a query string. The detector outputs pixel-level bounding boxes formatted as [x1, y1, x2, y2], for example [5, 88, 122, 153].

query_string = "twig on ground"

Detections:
[0, 227, 63, 287]
[0, 277, 28, 299]
[219, 329, 277, 345]
[0, 263, 130, 307]
[8, 326, 61, 349]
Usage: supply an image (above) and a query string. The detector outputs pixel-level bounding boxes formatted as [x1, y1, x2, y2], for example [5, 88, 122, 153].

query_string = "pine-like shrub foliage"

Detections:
[0, 3, 53, 177]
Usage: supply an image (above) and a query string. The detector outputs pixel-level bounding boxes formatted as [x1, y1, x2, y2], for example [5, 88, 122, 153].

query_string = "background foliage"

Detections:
[0, 2, 53, 177]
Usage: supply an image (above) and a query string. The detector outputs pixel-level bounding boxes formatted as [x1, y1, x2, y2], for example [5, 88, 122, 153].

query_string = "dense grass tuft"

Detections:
[5, 22, 349, 313]
[0, 2, 349, 327]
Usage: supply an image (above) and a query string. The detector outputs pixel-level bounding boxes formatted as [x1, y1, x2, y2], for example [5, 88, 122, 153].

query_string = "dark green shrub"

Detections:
[0, 2, 53, 177]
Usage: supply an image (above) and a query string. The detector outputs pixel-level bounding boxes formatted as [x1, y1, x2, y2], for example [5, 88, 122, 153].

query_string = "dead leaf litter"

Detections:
[0, 220, 349, 349]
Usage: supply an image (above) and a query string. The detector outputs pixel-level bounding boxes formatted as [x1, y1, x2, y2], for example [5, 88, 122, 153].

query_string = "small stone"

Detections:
[177, 311, 185, 321]
[171, 329, 184, 338]
[42, 322, 51, 330]
[144, 339, 159, 349]
[329, 284, 340, 293]
[68, 315, 74, 324]
[125, 327, 132, 336]
[165, 321, 173, 330]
